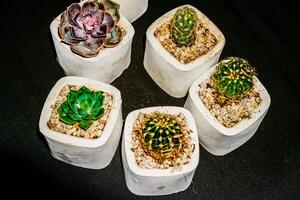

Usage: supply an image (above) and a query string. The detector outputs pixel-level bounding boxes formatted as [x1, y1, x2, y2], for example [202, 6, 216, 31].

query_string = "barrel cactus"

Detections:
[58, 0, 123, 58]
[212, 57, 257, 100]
[140, 113, 184, 163]
[170, 7, 198, 47]
[57, 86, 104, 130]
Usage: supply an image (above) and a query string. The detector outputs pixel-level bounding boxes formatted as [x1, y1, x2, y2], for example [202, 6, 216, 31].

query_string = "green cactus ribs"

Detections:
[139, 112, 188, 163]
[57, 86, 105, 130]
[212, 57, 257, 101]
[171, 6, 198, 47]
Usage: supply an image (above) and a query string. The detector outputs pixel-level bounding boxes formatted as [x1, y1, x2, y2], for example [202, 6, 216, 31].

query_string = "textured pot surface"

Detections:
[122, 106, 199, 196]
[184, 64, 271, 156]
[115, 0, 148, 22]
[143, 4, 225, 98]
[50, 13, 135, 83]
[39, 76, 123, 169]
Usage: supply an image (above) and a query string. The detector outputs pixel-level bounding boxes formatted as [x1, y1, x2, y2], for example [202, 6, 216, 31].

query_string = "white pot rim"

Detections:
[122, 0, 148, 23]
[50, 10, 135, 63]
[146, 4, 225, 72]
[189, 64, 271, 136]
[39, 76, 122, 148]
[123, 106, 199, 177]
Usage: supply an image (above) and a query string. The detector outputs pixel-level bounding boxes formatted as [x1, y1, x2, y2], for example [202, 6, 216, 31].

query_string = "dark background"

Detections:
[1, 0, 299, 199]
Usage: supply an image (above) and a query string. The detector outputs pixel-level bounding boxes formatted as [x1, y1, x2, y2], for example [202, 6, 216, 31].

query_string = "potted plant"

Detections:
[144, 5, 225, 98]
[50, 0, 135, 83]
[113, 0, 148, 22]
[185, 57, 271, 156]
[122, 106, 199, 196]
[39, 76, 123, 169]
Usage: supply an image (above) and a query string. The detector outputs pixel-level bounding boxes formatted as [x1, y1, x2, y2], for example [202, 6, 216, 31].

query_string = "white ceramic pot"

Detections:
[184, 64, 271, 156]
[39, 76, 123, 169]
[143, 4, 225, 98]
[122, 106, 199, 196]
[115, 0, 148, 22]
[80, 0, 147, 22]
[50, 13, 135, 83]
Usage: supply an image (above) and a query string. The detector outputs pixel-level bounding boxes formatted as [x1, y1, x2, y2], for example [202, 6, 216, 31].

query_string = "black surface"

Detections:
[1, 0, 299, 199]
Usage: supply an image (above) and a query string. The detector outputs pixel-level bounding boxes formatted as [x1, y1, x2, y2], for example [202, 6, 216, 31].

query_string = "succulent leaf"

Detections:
[102, 12, 115, 33]
[58, 1, 123, 58]
[82, 1, 99, 16]
[97, 0, 120, 22]
[70, 42, 103, 58]
[60, 115, 76, 125]
[212, 57, 257, 100]
[58, 12, 80, 45]
[57, 86, 105, 130]
[170, 7, 198, 47]
[104, 25, 123, 47]
[67, 3, 81, 26]
[79, 119, 93, 130]
[83, 36, 104, 50]
[70, 26, 88, 41]
[91, 106, 104, 120]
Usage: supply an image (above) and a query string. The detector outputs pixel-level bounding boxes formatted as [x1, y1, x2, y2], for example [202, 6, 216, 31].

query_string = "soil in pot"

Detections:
[154, 7, 218, 64]
[131, 111, 195, 171]
[198, 57, 262, 128]
[47, 85, 113, 139]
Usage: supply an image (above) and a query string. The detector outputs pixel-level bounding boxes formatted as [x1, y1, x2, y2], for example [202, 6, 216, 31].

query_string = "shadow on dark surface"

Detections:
[48, 29, 57, 64]
[37, 126, 50, 152]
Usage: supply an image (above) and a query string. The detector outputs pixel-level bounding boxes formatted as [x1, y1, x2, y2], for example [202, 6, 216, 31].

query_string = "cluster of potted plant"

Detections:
[38, 1, 271, 196]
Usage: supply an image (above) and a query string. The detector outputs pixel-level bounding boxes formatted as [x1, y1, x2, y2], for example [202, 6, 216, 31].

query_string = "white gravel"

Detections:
[198, 79, 262, 128]
[154, 20, 218, 64]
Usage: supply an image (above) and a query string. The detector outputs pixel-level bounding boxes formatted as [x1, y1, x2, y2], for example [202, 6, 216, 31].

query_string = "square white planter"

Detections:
[39, 76, 123, 169]
[50, 13, 135, 83]
[122, 106, 199, 196]
[143, 4, 225, 98]
[184, 64, 271, 156]
[115, 0, 148, 22]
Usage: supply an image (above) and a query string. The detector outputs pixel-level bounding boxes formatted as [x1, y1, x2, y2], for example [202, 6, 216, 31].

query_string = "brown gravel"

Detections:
[154, 20, 218, 64]
[47, 85, 113, 139]
[131, 112, 195, 171]
[198, 80, 262, 128]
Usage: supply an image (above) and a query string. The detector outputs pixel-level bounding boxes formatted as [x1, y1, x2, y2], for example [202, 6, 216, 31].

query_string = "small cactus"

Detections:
[140, 113, 184, 163]
[57, 86, 104, 130]
[212, 57, 257, 100]
[170, 6, 198, 47]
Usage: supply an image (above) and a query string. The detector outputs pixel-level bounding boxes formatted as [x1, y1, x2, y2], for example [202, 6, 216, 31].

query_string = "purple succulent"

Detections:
[58, 0, 124, 58]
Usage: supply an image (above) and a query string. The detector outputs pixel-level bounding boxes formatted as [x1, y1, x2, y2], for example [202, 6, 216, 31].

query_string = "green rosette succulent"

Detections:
[57, 86, 104, 130]
[212, 57, 257, 100]
[170, 7, 198, 47]
[141, 113, 183, 162]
